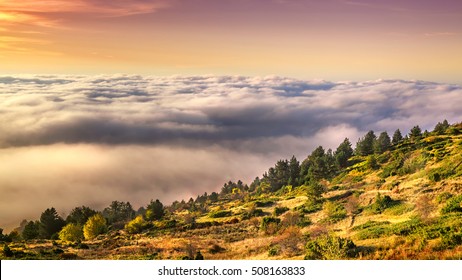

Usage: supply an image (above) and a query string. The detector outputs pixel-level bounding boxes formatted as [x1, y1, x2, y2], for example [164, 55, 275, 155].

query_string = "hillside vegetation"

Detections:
[2, 120, 462, 260]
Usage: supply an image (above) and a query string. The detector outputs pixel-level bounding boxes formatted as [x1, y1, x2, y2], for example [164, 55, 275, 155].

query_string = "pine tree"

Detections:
[288, 156, 301, 187]
[334, 138, 354, 168]
[66, 206, 97, 225]
[39, 207, 65, 239]
[392, 129, 403, 145]
[22, 221, 39, 240]
[433, 120, 450, 135]
[374, 131, 391, 153]
[145, 199, 165, 221]
[355, 131, 376, 156]
[409, 125, 422, 141]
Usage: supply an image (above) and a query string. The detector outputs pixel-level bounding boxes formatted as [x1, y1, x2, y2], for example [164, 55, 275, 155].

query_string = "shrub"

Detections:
[242, 206, 264, 220]
[370, 193, 394, 214]
[436, 192, 453, 204]
[282, 211, 311, 228]
[366, 155, 379, 170]
[155, 219, 177, 229]
[58, 223, 84, 242]
[305, 234, 357, 260]
[390, 217, 422, 236]
[296, 197, 323, 214]
[440, 232, 462, 249]
[268, 245, 280, 256]
[428, 166, 454, 182]
[125, 215, 150, 234]
[441, 195, 462, 214]
[322, 201, 347, 223]
[273, 226, 303, 256]
[428, 171, 441, 182]
[261, 217, 281, 235]
[83, 214, 107, 240]
[254, 200, 274, 207]
[398, 152, 428, 175]
[414, 195, 434, 220]
[208, 244, 225, 254]
[3, 244, 13, 257]
[208, 210, 232, 218]
[274, 206, 289, 216]
[194, 251, 204, 260]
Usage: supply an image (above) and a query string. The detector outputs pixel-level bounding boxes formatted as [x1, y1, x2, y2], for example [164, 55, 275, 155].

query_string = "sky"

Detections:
[1, 1, 462, 232]
[1, 0, 462, 83]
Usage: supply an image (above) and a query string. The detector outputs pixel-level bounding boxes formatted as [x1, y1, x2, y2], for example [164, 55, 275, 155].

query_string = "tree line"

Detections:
[0, 120, 455, 241]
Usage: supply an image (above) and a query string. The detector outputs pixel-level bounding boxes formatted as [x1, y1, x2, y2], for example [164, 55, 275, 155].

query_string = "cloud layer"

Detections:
[1, 75, 461, 149]
[1, 75, 461, 231]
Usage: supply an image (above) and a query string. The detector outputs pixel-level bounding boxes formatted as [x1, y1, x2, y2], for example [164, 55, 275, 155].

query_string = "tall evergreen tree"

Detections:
[307, 146, 329, 182]
[262, 159, 291, 192]
[66, 206, 97, 225]
[22, 221, 40, 240]
[409, 125, 422, 141]
[392, 129, 403, 145]
[145, 199, 165, 221]
[102, 201, 135, 225]
[39, 207, 65, 239]
[433, 120, 450, 135]
[374, 131, 391, 153]
[288, 155, 301, 187]
[334, 138, 354, 168]
[249, 177, 261, 192]
[355, 130, 376, 156]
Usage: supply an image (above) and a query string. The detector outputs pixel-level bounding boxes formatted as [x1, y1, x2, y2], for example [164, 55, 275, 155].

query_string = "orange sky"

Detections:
[1, 0, 462, 83]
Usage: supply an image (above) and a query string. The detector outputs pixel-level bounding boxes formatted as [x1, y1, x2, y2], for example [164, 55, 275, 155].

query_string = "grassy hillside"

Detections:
[2, 123, 462, 260]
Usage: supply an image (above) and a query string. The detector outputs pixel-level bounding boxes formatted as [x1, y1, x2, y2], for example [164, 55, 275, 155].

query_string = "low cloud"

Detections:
[1, 75, 461, 149]
[1, 75, 461, 231]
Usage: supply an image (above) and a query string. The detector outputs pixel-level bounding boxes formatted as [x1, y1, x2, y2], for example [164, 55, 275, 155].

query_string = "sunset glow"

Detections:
[1, 0, 461, 82]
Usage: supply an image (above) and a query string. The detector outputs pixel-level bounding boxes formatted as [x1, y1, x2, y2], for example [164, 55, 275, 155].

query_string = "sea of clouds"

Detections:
[1, 75, 461, 230]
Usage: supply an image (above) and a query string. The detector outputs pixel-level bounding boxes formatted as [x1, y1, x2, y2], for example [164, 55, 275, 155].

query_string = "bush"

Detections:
[194, 251, 204, 260]
[261, 217, 281, 235]
[83, 214, 107, 240]
[242, 206, 264, 220]
[273, 226, 303, 256]
[322, 201, 347, 223]
[59, 223, 84, 242]
[428, 171, 441, 182]
[390, 217, 422, 236]
[155, 219, 177, 229]
[366, 155, 379, 170]
[305, 234, 357, 260]
[208, 210, 232, 218]
[296, 197, 323, 214]
[125, 216, 150, 234]
[254, 200, 274, 207]
[440, 232, 462, 249]
[282, 211, 311, 228]
[274, 206, 289, 216]
[428, 166, 454, 182]
[268, 245, 280, 256]
[399, 155, 427, 175]
[370, 193, 394, 214]
[3, 244, 13, 257]
[441, 195, 462, 214]
[436, 192, 453, 204]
